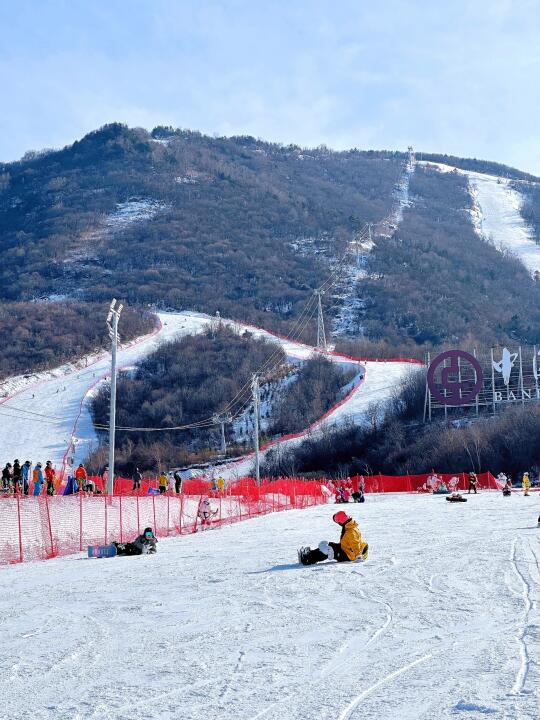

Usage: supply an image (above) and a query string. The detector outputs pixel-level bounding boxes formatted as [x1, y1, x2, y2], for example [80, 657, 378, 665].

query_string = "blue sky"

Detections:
[1, 0, 539, 173]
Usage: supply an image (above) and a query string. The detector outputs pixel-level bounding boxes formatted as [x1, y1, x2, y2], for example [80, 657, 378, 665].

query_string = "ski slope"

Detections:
[421, 161, 540, 276]
[1, 492, 539, 719]
[0, 312, 417, 476]
[212, 359, 416, 480]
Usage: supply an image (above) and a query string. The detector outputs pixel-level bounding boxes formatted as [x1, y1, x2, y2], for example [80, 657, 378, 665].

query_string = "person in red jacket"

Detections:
[44, 461, 56, 496]
[74, 463, 87, 493]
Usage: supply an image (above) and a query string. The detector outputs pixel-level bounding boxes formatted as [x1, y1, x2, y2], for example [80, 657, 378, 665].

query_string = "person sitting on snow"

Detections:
[502, 479, 512, 496]
[298, 511, 368, 565]
[113, 527, 158, 556]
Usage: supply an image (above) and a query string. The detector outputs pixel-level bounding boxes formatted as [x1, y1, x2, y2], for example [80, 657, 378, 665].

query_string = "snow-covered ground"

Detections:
[421, 162, 540, 276]
[2, 492, 539, 719]
[0, 311, 417, 477]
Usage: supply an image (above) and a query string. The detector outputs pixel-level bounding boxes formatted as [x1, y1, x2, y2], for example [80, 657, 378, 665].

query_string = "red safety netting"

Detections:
[331, 472, 501, 493]
[0, 479, 327, 565]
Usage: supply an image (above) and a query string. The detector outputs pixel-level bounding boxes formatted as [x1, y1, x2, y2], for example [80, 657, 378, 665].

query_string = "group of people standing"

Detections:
[332, 476, 365, 504]
[1, 460, 57, 496]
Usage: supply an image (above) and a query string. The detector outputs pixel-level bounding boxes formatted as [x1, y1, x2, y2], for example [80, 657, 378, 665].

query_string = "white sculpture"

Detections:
[492, 348, 518, 385]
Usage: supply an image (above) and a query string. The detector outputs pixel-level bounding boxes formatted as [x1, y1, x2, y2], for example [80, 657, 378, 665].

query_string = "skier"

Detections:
[522, 472, 530, 496]
[21, 460, 31, 495]
[113, 527, 158, 556]
[44, 461, 56, 496]
[173, 470, 182, 494]
[32, 464, 44, 496]
[502, 479, 512, 497]
[467, 471, 478, 494]
[298, 511, 368, 565]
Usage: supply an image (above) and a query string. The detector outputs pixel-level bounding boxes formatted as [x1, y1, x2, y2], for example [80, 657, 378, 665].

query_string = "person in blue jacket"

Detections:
[21, 461, 31, 495]
[32, 463, 44, 496]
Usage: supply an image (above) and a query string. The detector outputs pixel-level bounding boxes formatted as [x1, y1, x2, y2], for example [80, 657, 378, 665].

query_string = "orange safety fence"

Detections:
[0, 479, 327, 565]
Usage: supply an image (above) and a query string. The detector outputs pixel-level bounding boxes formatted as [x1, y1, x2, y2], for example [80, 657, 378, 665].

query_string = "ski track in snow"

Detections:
[0, 311, 417, 476]
[2, 493, 540, 719]
[421, 161, 540, 276]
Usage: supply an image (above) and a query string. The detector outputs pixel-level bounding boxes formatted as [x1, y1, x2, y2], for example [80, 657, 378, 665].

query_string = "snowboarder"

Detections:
[198, 498, 217, 529]
[502, 480, 512, 497]
[298, 511, 368, 565]
[467, 472, 478, 494]
[44, 461, 56, 496]
[113, 527, 158, 556]
[446, 492, 467, 502]
[522, 472, 530, 496]
[132, 467, 142, 493]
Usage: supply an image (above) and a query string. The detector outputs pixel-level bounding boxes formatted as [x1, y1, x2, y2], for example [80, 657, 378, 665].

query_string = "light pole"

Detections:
[106, 299, 123, 496]
[252, 374, 260, 485]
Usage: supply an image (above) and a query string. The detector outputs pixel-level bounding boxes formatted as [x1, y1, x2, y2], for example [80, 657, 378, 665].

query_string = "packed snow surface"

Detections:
[421, 162, 540, 276]
[0, 312, 416, 473]
[2, 492, 539, 719]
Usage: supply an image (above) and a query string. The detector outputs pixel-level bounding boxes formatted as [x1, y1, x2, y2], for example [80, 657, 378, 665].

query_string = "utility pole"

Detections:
[315, 290, 327, 351]
[252, 374, 261, 485]
[106, 299, 123, 496]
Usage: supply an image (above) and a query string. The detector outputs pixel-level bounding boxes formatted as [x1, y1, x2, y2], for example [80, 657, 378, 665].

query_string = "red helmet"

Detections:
[333, 511, 351, 525]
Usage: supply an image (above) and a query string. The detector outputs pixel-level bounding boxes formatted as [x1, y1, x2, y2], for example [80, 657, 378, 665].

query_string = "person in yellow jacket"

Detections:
[158, 472, 168, 494]
[298, 511, 368, 565]
[522, 472, 530, 496]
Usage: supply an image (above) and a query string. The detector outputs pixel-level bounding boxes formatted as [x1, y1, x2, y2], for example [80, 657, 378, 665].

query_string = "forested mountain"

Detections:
[0, 123, 401, 335]
[3, 122, 540, 384]
[352, 165, 540, 348]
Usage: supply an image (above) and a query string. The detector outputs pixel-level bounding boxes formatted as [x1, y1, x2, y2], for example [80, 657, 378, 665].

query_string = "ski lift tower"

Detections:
[315, 290, 327, 352]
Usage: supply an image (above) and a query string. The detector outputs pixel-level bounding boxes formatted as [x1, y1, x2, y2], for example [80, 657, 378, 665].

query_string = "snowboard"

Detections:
[297, 546, 368, 565]
[88, 544, 117, 558]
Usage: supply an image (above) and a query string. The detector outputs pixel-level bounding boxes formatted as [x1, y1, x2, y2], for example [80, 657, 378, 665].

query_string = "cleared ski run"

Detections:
[1, 492, 539, 719]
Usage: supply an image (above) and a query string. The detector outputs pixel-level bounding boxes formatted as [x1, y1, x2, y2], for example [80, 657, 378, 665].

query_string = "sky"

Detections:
[1, 0, 540, 174]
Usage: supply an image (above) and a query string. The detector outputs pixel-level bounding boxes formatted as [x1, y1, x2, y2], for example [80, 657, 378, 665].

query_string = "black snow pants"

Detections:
[113, 542, 142, 556]
[302, 542, 350, 565]
[468, 482, 477, 494]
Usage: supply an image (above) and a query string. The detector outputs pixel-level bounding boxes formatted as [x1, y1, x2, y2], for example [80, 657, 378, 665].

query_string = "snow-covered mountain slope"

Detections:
[0, 313, 211, 473]
[0, 312, 417, 476]
[333, 157, 416, 337]
[2, 493, 538, 720]
[421, 161, 540, 276]
[213, 359, 416, 481]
